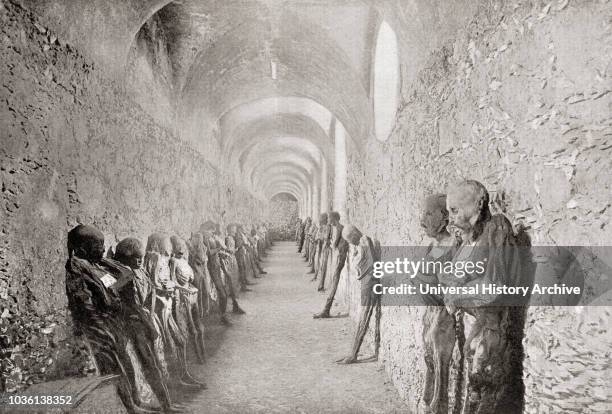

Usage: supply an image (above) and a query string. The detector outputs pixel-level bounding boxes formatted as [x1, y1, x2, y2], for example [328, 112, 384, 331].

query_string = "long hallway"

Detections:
[180, 242, 408, 414]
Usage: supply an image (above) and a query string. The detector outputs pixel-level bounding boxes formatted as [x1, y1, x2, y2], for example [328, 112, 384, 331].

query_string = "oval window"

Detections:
[373, 21, 399, 142]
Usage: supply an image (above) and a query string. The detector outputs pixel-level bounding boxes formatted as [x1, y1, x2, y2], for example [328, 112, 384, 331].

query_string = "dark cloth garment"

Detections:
[65, 256, 125, 335]
[445, 215, 532, 414]
[100, 259, 157, 341]
[65, 256, 126, 364]
[65, 257, 152, 411]
[101, 259, 174, 408]
[443, 214, 532, 308]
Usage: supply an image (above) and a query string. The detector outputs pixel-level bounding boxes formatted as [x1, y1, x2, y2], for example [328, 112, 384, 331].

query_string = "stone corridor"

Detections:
[1, 0, 611, 412]
[178, 242, 406, 414]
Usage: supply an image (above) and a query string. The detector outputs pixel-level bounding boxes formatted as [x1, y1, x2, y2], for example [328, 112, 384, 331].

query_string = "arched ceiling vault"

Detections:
[268, 183, 303, 198]
[27, 0, 378, 146]
[179, 7, 370, 144]
[253, 170, 313, 201]
[270, 186, 301, 198]
[237, 137, 327, 178]
[221, 97, 333, 140]
[263, 186, 307, 207]
[26, 0, 379, 206]
[263, 179, 308, 202]
[253, 165, 312, 195]
[221, 97, 339, 173]
[225, 114, 333, 166]
[269, 187, 303, 204]
[271, 187, 301, 200]
[245, 151, 320, 189]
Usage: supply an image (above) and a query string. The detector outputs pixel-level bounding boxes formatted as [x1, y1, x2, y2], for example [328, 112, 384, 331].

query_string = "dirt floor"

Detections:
[177, 241, 408, 414]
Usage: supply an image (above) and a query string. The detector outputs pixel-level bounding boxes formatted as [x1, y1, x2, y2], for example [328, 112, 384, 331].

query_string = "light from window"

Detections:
[373, 21, 399, 142]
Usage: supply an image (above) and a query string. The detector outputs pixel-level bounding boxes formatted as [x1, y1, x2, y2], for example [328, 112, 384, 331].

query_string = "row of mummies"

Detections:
[64, 221, 270, 413]
[294, 179, 534, 414]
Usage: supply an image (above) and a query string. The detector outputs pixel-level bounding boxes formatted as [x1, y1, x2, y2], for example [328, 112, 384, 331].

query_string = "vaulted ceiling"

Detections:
[25, 0, 387, 216]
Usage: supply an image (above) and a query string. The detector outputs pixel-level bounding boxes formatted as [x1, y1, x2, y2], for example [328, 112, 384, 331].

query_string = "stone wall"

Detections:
[343, 0, 612, 412]
[125, 8, 178, 137]
[0, 0, 264, 392]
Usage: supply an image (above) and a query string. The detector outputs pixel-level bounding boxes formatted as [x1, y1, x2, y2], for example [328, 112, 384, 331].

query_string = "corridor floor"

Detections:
[180, 241, 408, 414]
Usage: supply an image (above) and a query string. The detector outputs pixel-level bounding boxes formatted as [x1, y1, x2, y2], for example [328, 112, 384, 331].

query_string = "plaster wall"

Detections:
[0, 0, 264, 391]
[342, 0, 612, 412]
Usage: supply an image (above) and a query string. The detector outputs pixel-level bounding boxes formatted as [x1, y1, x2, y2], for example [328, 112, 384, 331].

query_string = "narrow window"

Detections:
[373, 21, 399, 142]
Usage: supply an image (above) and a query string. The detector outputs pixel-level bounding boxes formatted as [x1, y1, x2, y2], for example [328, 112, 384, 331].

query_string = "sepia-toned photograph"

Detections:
[0, 0, 611, 413]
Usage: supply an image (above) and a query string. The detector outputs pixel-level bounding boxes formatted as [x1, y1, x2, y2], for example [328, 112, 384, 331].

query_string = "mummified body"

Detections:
[233, 224, 257, 291]
[65, 226, 181, 413]
[295, 218, 303, 247]
[187, 232, 211, 320]
[214, 226, 246, 315]
[310, 214, 328, 280]
[170, 236, 206, 363]
[313, 211, 349, 318]
[301, 217, 312, 259]
[200, 221, 246, 323]
[335, 225, 381, 365]
[144, 233, 204, 389]
[307, 221, 319, 273]
[443, 180, 532, 414]
[221, 225, 250, 299]
[315, 213, 332, 291]
[415, 194, 461, 414]
[248, 227, 266, 276]
[200, 224, 232, 326]
[113, 237, 185, 413]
